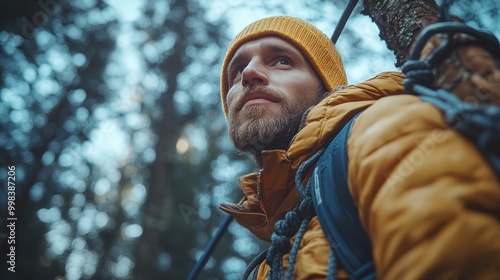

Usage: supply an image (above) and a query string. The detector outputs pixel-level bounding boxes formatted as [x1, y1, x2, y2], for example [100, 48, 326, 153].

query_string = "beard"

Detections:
[227, 85, 323, 160]
[229, 104, 304, 154]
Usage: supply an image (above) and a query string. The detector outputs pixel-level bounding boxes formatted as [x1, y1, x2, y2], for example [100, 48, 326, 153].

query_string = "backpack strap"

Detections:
[311, 113, 376, 280]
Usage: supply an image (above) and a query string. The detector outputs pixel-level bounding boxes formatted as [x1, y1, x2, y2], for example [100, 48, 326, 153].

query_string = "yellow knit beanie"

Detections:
[220, 15, 347, 116]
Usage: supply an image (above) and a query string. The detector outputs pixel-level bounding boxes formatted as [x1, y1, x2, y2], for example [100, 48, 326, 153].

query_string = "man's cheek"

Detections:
[227, 93, 239, 111]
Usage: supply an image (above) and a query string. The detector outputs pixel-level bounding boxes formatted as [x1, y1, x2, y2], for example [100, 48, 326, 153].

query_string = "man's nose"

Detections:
[241, 59, 268, 87]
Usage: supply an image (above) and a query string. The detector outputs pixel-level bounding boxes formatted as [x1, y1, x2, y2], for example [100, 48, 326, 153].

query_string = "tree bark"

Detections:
[363, 0, 500, 105]
[362, 0, 438, 67]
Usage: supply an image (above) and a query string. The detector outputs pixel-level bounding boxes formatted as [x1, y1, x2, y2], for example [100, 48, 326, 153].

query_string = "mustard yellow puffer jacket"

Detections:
[220, 71, 500, 279]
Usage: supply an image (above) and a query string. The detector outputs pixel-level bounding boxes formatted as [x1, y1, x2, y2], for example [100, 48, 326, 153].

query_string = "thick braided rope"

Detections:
[266, 215, 298, 279]
[401, 60, 434, 93]
[266, 148, 325, 279]
[285, 184, 315, 280]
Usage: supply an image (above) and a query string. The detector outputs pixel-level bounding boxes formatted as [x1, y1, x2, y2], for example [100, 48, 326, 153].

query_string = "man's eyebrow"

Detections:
[259, 41, 301, 58]
[227, 48, 250, 76]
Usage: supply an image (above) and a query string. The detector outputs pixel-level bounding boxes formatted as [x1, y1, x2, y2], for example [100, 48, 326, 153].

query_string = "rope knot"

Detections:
[268, 233, 291, 257]
[402, 60, 434, 93]
[297, 196, 313, 216]
[265, 147, 326, 279]
[275, 215, 299, 237]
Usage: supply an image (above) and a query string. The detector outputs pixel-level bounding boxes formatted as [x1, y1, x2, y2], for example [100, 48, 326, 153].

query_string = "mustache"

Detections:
[233, 85, 285, 111]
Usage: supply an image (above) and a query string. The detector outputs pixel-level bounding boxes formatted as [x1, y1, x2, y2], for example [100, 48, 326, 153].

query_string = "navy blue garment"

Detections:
[311, 113, 376, 280]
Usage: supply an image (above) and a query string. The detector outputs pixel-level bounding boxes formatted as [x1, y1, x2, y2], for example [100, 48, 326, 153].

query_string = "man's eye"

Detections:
[277, 59, 290, 65]
[233, 68, 243, 78]
[230, 67, 243, 83]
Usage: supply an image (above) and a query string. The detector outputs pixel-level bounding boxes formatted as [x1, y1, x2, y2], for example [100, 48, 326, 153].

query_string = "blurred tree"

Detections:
[0, 0, 120, 279]
[129, 0, 252, 279]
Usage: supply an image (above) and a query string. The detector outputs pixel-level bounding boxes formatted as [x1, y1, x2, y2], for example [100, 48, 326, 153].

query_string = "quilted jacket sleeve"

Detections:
[348, 94, 500, 279]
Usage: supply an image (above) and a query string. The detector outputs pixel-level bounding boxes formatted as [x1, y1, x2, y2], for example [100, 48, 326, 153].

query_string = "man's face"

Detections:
[225, 36, 324, 159]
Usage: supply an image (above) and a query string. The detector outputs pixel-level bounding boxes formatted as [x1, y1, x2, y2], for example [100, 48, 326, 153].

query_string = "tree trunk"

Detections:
[362, 0, 438, 67]
[133, 0, 190, 279]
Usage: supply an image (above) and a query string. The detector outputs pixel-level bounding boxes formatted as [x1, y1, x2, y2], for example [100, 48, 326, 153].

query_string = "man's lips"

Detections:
[240, 93, 278, 109]
[243, 98, 275, 107]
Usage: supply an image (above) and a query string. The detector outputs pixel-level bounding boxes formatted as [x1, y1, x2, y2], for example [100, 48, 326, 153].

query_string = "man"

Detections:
[219, 15, 500, 279]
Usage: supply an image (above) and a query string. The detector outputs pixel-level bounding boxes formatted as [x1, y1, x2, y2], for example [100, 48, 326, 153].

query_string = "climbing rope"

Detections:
[266, 148, 325, 280]
[402, 0, 500, 178]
